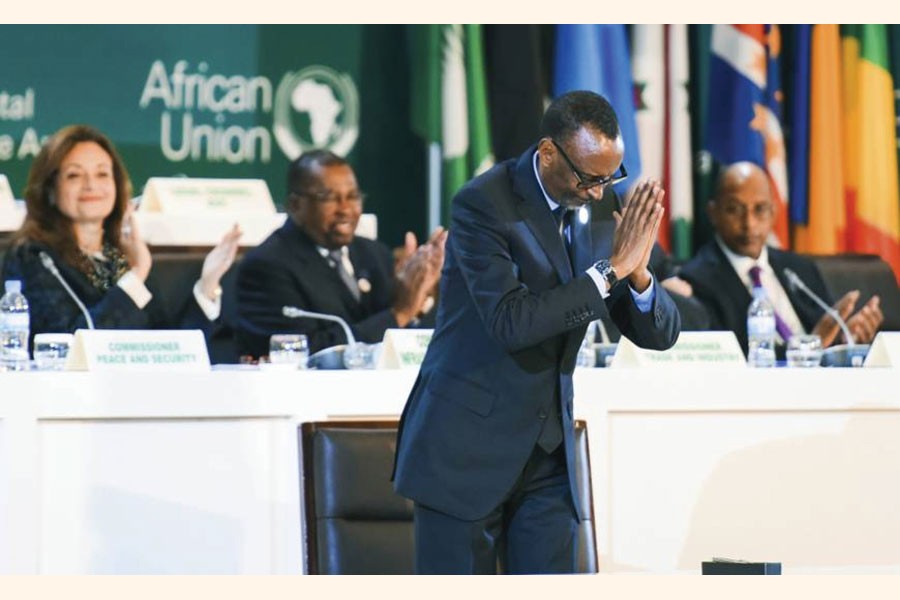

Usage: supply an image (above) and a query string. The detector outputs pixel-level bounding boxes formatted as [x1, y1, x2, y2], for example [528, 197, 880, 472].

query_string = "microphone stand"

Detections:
[282, 305, 371, 369]
[39, 251, 95, 330]
[783, 268, 869, 366]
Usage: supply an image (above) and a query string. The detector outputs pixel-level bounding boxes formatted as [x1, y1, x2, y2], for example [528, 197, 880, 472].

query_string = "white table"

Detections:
[0, 366, 898, 574]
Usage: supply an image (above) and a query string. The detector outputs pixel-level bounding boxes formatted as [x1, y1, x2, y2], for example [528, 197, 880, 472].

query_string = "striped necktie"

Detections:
[328, 248, 361, 302]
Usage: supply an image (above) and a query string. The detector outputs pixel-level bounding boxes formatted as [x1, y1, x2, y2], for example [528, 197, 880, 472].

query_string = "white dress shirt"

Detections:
[715, 236, 806, 340]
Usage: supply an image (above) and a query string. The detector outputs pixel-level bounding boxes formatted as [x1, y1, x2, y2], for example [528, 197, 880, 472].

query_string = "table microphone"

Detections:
[39, 251, 95, 329]
[782, 267, 854, 346]
[282, 305, 356, 344]
[783, 267, 870, 366]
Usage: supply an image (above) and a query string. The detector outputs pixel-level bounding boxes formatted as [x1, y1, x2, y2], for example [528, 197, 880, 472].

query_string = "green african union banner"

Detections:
[0, 25, 426, 245]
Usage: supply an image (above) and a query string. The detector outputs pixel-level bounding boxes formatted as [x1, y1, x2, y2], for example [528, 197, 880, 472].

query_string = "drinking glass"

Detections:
[33, 333, 74, 371]
[268, 334, 309, 369]
[786, 334, 823, 368]
[343, 342, 376, 369]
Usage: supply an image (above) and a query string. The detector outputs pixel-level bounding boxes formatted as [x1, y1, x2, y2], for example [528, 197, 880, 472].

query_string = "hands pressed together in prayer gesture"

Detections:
[609, 179, 665, 293]
[392, 226, 448, 327]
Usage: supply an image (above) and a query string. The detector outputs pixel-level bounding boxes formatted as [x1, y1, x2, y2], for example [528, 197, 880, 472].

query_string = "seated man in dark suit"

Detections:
[677, 161, 882, 355]
[235, 150, 445, 358]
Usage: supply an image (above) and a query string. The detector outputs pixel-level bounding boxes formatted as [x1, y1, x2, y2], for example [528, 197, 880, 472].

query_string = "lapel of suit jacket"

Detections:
[768, 248, 819, 331]
[346, 239, 378, 314]
[282, 220, 363, 316]
[708, 242, 753, 306]
[511, 146, 574, 282]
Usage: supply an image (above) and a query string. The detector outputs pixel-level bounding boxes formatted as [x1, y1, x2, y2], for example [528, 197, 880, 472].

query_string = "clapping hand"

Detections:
[199, 223, 242, 301]
[813, 291, 883, 347]
[120, 206, 153, 282]
[392, 227, 447, 326]
[610, 180, 665, 292]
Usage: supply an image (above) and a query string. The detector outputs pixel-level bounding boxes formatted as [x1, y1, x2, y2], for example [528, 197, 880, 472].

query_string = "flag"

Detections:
[891, 26, 900, 191]
[707, 24, 790, 248]
[841, 25, 900, 282]
[688, 24, 717, 249]
[409, 25, 494, 226]
[787, 25, 811, 229]
[632, 25, 694, 260]
[794, 25, 846, 254]
[553, 24, 641, 197]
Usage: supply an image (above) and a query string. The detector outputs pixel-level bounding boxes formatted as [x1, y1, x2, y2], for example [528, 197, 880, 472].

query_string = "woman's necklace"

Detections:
[81, 244, 130, 292]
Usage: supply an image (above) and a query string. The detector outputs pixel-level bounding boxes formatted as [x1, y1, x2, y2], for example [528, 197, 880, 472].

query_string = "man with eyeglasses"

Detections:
[392, 90, 681, 574]
[234, 149, 445, 358]
[677, 161, 883, 355]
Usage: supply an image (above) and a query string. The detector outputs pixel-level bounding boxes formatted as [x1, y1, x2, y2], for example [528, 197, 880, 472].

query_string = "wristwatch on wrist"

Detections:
[594, 259, 619, 290]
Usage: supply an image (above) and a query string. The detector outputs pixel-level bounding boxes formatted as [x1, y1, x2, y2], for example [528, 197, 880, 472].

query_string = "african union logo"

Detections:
[273, 65, 359, 159]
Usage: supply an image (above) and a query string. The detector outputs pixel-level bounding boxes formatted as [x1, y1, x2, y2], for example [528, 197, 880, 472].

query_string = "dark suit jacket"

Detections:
[1, 240, 211, 346]
[234, 219, 399, 357]
[678, 240, 832, 355]
[392, 147, 681, 521]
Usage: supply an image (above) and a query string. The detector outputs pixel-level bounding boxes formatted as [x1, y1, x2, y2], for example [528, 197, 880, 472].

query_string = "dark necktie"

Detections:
[534, 206, 570, 454]
[554, 207, 576, 269]
[748, 265, 793, 342]
[328, 249, 361, 302]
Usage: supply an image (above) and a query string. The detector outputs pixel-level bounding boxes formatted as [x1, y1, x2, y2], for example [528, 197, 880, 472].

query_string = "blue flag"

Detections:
[553, 24, 641, 195]
[788, 25, 811, 225]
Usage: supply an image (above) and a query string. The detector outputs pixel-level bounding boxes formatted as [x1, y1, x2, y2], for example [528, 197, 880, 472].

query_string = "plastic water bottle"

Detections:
[747, 287, 776, 368]
[576, 322, 597, 368]
[0, 280, 30, 371]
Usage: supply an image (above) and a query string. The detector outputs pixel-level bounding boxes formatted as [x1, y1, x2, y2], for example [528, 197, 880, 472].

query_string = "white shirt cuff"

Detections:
[116, 270, 153, 309]
[192, 281, 222, 321]
[586, 266, 611, 299]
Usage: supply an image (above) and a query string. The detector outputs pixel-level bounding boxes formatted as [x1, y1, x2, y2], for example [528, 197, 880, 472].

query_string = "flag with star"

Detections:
[707, 24, 790, 248]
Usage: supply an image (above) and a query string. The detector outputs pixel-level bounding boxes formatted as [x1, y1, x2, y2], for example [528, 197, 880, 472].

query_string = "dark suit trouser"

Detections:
[413, 443, 578, 574]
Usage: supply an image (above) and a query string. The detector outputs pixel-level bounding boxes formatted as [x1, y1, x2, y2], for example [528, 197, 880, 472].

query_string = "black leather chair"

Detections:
[144, 251, 242, 364]
[300, 419, 598, 574]
[809, 254, 900, 331]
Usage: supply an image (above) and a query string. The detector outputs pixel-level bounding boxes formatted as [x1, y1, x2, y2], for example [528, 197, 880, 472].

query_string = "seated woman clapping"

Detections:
[1, 124, 241, 339]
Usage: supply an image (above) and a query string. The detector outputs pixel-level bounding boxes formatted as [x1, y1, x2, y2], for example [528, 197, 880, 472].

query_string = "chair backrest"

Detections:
[808, 254, 900, 331]
[300, 420, 413, 574]
[300, 419, 598, 574]
[145, 251, 243, 364]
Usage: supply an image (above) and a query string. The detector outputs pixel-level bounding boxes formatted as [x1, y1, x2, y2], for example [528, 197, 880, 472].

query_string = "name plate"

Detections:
[377, 329, 433, 369]
[64, 329, 210, 372]
[142, 177, 276, 215]
[612, 331, 746, 368]
[0, 174, 13, 206]
[864, 332, 900, 367]
[0, 174, 24, 232]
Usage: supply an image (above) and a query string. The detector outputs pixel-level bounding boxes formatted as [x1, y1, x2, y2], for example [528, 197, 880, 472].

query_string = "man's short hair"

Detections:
[286, 150, 350, 196]
[540, 90, 620, 143]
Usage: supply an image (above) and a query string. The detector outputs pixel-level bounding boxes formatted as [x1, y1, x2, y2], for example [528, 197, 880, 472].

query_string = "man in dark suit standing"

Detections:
[677, 161, 882, 355]
[235, 150, 445, 358]
[392, 91, 681, 574]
